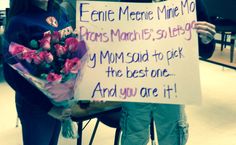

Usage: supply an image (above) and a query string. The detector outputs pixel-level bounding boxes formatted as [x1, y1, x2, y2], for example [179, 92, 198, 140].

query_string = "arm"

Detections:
[196, 0, 216, 59]
[3, 17, 53, 112]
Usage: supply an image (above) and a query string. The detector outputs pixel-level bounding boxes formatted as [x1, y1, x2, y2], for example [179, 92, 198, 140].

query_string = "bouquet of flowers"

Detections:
[7, 31, 87, 138]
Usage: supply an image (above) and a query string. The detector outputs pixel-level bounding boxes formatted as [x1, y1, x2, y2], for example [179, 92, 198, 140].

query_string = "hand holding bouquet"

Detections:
[7, 31, 87, 138]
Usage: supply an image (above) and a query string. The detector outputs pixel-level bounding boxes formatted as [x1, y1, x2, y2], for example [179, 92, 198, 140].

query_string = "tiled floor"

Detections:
[0, 60, 236, 145]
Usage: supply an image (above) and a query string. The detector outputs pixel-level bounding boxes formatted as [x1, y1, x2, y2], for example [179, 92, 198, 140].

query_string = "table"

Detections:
[71, 102, 122, 145]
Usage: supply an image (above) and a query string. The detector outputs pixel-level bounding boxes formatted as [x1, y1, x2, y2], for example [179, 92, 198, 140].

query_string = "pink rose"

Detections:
[39, 51, 46, 60]
[32, 51, 45, 64]
[54, 44, 67, 57]
[9, 42, 28, 59]
[32, 51, 54, 64]
[62, 59, 74, 74]
[33, 55, 43, 64]
[65, 37, 79, 52]
[43, 32, 51, 38]
[62, 57, 81, 74]
[38, 51, 54, 63]
[46, 73, 62, 82]
[39, 35, 51, 50]
[22, 50, 36, 63]
[44, 52, 54, 63]
[51, 31, 61, 43]
[70, 58, 81, 74]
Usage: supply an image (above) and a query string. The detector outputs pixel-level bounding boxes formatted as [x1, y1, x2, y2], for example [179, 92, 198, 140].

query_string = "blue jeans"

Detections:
[120, 103, 189, 145]
[16, 93, 61, 145]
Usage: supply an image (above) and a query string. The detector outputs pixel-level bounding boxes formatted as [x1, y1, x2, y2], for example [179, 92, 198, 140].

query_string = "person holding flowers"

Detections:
[2, 0, 85, 144]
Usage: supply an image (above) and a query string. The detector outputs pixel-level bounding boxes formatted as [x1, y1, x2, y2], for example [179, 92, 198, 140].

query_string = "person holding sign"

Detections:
[118, 0, 216, 145]
[63, 0, 215, 145]
[60, 0, 77, 29]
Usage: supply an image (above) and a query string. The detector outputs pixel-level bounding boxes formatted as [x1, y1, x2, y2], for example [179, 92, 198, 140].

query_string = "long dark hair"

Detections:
[6, 0, 60, 27]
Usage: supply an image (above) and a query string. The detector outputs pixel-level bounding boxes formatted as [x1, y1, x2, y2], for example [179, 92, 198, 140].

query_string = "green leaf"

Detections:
[37, 48, 43, 52]
[29, 40, 38, 49]
[40, 73, 48, 79]
[45, 63, 51, 68]
[62, 73, 77, 82]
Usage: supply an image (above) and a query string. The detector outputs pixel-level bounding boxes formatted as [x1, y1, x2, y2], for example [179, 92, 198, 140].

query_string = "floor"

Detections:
[209, 44, 236, 68]
[0, 60, 236, 145]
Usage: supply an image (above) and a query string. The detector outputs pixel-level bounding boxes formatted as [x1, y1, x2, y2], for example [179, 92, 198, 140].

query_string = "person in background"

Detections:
[60, 0, 76, 29]
[3, 0, 73, 144]
[119, 0, 215, 145]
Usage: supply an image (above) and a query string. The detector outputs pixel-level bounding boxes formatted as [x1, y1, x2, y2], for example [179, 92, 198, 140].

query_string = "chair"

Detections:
[89, 108, 121, 145]
[89, 109, 156, 145]
[211, 16, 236, 62]
[71, 104, 122, 145]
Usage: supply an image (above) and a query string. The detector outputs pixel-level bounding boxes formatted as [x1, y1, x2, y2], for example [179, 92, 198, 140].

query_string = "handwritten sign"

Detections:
[75, 0, 201, 105]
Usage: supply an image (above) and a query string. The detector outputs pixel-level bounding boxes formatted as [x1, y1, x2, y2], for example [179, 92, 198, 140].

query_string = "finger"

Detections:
[52, 93, 73, 101]
[197, 26, 216, 36]
[52, 93, 73, 102]
[47, 90, 66, 98]
[73, 29, 79, 35]
[199, 34, 213, 44]
[199, 34, 212, 42]
[100, 100, 106, 103]
[195, 25, 216, 36]
[195, 21, 216, 30]
[90, 99, 100, 103]
[90, 99, 106, 103]
[46, 85, 64, 91]
[196, 29, 215, 39]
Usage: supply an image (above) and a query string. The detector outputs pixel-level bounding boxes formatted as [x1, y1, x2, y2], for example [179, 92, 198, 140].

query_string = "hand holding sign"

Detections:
[194, 21, 216, 44]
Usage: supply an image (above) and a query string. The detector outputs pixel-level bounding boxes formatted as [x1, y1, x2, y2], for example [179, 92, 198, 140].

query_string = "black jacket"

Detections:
[3, 5, 70, 112]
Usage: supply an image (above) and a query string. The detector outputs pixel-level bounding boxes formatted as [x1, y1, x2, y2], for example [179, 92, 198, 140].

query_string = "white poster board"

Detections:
[75, 0, 201, 105]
